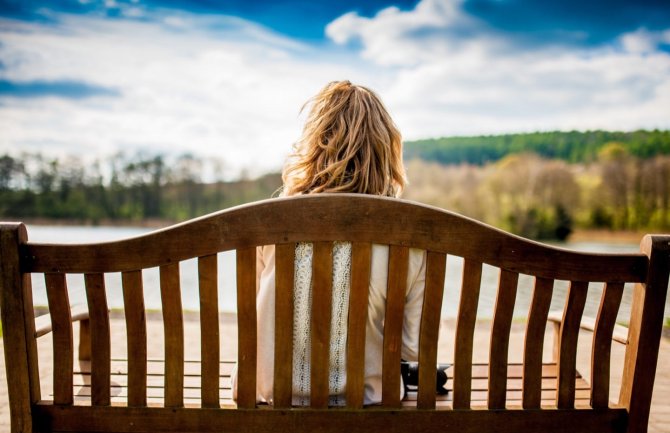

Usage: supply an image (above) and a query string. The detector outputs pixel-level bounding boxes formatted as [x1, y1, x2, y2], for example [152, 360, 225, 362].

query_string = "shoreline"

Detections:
[569, 229, 647, 244]
[15, 217, 178, 229]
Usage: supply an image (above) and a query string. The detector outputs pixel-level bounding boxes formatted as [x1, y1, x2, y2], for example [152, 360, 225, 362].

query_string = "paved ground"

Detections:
[1, 316, 669, 432]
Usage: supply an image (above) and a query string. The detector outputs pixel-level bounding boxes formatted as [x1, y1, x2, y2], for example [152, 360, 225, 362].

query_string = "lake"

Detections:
[25, 225, 670, 323]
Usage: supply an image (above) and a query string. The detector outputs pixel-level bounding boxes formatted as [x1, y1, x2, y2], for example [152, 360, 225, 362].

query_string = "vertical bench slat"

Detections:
[160, 262, 184, 408]
[417, 251, 446, 409]
[382, 245, 409, 408]
[488, 269, 519, 409]
[522, 277, 554, 409]
[84, 273, 111, 406]
[274, 243, 295, 408]
[24, 273, 41, 402]
[45, 273, 73, 405]
[346, 242, 372, 409]
[311, 242, 333, 409]
[452, 259, 483, 409]
[198, 254, 220, 408]
[121, 270, 147, 407]
[236, 247, 257, 409]
[556, 280, 588, 409]
[23, 274, 42, 402]
[0, 224, 38, 433]
[620, 235, 670, 432]
[590, 282, 625, 409]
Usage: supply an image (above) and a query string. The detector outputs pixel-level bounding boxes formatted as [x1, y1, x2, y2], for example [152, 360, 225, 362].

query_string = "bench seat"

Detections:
[70, 359, 592, 408]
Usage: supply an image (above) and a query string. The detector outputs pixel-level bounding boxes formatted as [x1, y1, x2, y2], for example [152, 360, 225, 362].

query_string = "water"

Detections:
[25, 225, 670, 323]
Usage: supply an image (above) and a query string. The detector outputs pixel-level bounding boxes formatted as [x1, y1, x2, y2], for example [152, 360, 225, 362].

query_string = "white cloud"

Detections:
[326, 0, 670, 139]
[0, 12, 372, 178]
[1, 0, 669, 180]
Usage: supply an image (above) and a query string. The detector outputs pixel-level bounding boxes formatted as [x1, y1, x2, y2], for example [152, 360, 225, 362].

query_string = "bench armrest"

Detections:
[547, 311, 629, 345]
[34, 304, 91, 338]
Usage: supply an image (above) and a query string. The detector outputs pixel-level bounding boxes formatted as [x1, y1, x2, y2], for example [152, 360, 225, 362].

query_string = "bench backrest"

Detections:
[1, 194, 668, 433]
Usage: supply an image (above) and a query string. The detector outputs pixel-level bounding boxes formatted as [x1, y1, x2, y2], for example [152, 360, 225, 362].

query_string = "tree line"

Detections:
[403, 143, 670, 239]
[404, 129, 670, 165]
[0, 152, 281, 223]
[2, 130, 669, 239]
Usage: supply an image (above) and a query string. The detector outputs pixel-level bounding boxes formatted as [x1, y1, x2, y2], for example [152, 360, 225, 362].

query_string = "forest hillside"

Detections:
[2, 129, 669, 240]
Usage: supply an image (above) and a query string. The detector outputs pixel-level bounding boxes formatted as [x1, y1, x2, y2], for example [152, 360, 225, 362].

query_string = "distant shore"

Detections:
[569, 229, 647, 244]
[15, 217, 177, 229]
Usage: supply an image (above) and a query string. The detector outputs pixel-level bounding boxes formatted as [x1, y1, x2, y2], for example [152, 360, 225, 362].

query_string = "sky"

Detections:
[1, 0, 669, 178]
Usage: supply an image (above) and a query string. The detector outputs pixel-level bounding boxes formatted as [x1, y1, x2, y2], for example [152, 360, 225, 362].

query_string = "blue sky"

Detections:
[1, 0, 669, 177]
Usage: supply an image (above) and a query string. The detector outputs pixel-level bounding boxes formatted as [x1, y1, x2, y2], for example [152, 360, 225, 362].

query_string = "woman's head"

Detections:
[282, 80, 405, 197]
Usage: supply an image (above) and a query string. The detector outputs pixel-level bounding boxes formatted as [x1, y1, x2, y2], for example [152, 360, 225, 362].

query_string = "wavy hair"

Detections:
[282, 81, 406, 197]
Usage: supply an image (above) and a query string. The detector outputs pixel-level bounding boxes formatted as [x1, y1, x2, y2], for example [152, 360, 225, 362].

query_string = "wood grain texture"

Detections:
[346, 242, 372, 409]
[556, 281, 588, 409]
[45, 272, 74, 405]
[160, 263, 184, 408]
[20, 272, 41, 405]
[417, 251, 446, 409]
[22, 195, 647, 284]
[235, 247, 257, 409]
[273, 243, 295, 408]
[84, 273, 111, 406]
[452, 259, 483, 409]
[78, 318, 92, 362]
[590, 282, 624, 409]
[122, 270, 147, 407]
[522, 277, 554, 409]
[488, 269, 519, 409]
[619, 235, 670, 433]
[382, 245, 409, 408]
[310, 242, 333, 409]
[33, 403, 629, 433]
[0, 223, 35, 432]
[198, 255, 220, 408]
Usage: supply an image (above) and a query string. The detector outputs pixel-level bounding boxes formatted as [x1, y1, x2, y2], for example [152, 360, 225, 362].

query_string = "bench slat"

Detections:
[85, 273, 111, 406]
[198, 255, 220, 408]
[45, 273, 74, 405]
[488, 269, 519, 409]
[346, 242, 371, 409]
[160, 263, 184, 408]
[557, 280, 588, 409]
[417, 251, 446, 409]
[121, 270, 147, 407]
[34, 402, 628, 433]
[522, 277, 553, 408]
[452, 259, 483, 409]
[236, 247, 257, 409]
[310, 242, 333, 409]
[591, 281, 624, 408]
[274, 243, 295, 408]
[382, 245, 409, 408]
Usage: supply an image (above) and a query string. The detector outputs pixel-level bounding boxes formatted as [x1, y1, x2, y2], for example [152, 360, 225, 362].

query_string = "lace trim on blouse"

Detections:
[292, 241, 352, 406]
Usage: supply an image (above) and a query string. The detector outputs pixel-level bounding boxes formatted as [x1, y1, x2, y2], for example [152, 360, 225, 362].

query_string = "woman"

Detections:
[240, 80, 426, 406]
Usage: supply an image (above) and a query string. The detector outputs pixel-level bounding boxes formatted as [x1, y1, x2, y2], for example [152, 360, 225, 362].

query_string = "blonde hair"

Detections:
[282, 80, 406, 197]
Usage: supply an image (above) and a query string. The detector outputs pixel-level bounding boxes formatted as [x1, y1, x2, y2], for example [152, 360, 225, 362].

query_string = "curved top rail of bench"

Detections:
[19, 194, 648, 282]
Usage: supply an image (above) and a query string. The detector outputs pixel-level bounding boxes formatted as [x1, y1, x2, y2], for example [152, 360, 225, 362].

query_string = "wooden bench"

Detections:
[1, 194, 668, 433]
